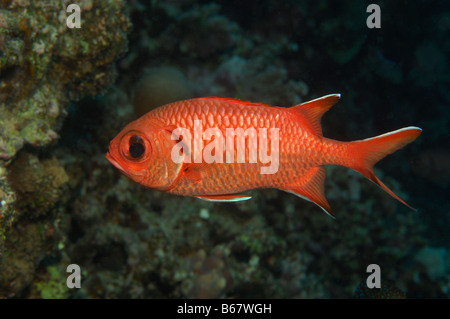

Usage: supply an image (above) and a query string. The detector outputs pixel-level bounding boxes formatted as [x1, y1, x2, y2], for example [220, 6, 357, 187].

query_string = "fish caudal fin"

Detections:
[347, 126, 422, 210]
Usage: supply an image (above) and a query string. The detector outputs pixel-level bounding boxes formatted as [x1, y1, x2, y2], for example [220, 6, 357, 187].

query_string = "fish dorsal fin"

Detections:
[281, 166, 334, 218]
[200, 97, 273, 108]
[196, 194, 252, 202]
[289, 94, 341, 136]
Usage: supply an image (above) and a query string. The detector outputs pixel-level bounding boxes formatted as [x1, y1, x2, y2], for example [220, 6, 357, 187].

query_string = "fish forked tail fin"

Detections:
[346, 126, 422, 210]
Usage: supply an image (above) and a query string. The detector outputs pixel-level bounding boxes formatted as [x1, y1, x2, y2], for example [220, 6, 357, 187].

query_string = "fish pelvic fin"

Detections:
[281, 166, 335, 218]
[289, 94, 341, 136]
[347, 126, 422, 210]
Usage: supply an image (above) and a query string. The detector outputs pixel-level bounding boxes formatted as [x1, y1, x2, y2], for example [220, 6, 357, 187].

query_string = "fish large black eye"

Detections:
[129, 135, 145, 158]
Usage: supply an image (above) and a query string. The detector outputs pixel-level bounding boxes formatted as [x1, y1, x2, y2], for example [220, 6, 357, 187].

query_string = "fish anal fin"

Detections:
[281, 166, 334, 218]
[196, 194, 252, 202]
[289, 94, 340, 136]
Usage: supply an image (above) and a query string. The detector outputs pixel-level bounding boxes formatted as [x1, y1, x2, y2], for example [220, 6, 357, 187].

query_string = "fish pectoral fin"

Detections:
[195, 194, 252, 202]
[281, 166, 334, 218]
[182, 163, 204, 183]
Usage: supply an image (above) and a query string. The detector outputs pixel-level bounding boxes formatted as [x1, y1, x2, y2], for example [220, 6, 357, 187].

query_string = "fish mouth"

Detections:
[106, 150, 146, 182]
[106, 151, 127, 174]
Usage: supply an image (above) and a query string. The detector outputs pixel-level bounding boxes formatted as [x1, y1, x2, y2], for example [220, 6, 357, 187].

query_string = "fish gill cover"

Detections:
[0, 0, 448, 299]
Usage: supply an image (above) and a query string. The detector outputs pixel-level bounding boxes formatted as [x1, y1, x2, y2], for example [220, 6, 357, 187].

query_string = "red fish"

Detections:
[106, 95, 422, 217]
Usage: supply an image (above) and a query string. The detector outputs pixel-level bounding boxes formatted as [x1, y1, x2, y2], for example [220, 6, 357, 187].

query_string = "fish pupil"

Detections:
[129, 135, 145, 158]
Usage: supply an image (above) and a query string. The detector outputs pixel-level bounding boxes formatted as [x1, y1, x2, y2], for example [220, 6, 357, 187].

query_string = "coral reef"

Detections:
[33, 266, 70, 299]
[354, 280, 406, 299]
[0, 151, 70, 297]
[0, 0, 130, 298]
[181, 248, 233, 298]
[121, 1, 309, 107]
[0, 223, 45, 297]
[0, 165, 15, 242]
[0, 0, 130, 161]
[8, 152, 69, 218]
[187, 55, 309, 106]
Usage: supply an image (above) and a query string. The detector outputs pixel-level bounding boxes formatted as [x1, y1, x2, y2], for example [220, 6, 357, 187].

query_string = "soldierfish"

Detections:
[106, 95, 422, 217]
